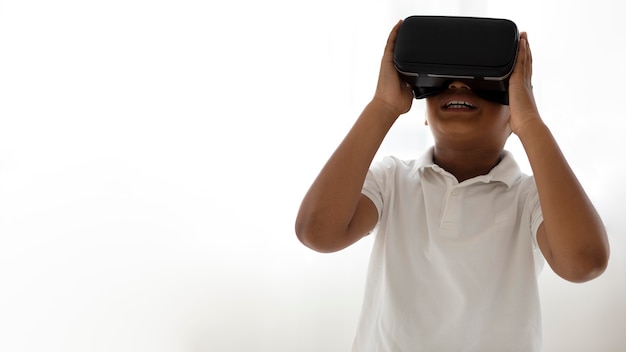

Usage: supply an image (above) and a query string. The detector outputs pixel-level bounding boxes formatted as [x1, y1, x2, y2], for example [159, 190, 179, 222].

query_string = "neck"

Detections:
[432, 146, 504, 183]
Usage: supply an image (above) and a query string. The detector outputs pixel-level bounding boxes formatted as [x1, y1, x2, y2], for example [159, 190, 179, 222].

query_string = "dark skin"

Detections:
[425, 80, 512, 182]
[295, 20, 610, 283]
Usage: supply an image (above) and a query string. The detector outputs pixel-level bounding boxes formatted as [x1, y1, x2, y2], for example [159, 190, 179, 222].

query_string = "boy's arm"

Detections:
[510, 33, 610, 282]
[295, 21, 414, 253]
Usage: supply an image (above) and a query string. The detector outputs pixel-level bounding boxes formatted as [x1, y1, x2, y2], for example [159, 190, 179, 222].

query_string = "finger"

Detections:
[519, 31, 527, 41]
[383, 20, 403, 61]
[526, 33, 533, 75]
[512, 35, 526, 77]
[519, 32, 527, 63]
[520, 36, 532, 81]
[517, 33, 533, 81]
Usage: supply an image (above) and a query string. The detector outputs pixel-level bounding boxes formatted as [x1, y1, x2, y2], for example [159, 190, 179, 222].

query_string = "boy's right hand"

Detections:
[373, 20, 414, 117]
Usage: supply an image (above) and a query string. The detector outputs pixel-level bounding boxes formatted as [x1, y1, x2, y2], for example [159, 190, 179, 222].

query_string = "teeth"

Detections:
[446, 100, 473, 108]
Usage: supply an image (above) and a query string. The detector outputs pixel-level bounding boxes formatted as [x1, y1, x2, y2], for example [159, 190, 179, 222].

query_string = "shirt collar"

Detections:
[417, 147, 522, 188]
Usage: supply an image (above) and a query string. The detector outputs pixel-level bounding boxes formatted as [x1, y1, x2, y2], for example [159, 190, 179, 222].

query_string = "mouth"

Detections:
[439, 93, 479, 112]
[443, 100, 476, 110]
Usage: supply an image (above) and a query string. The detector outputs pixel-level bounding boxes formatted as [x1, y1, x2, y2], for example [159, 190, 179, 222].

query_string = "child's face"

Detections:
[425, 82, 511, 149]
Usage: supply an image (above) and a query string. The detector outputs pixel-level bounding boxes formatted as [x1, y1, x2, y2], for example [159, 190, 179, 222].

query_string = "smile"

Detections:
[444, 100, 475, 109]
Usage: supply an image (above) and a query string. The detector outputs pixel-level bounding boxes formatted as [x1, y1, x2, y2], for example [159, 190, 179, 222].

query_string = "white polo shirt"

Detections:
[354, 148, 545, 352]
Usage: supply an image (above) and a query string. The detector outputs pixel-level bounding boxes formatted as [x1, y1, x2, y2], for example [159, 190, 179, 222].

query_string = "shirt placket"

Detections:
[439, 183, 464, 238]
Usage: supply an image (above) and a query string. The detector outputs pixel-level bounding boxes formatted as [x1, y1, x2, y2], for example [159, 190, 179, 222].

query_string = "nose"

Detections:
[448, 81, 471, 90]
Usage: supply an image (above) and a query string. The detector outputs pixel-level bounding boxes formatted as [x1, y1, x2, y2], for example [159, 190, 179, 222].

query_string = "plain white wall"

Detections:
[0, 0, 623, 351]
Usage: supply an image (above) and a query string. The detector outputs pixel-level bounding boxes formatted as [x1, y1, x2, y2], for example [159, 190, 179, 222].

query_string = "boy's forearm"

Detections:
[516, 119, 609, 280]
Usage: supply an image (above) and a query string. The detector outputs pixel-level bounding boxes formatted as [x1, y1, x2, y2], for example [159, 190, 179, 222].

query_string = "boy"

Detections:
[295, 20, 609, 351]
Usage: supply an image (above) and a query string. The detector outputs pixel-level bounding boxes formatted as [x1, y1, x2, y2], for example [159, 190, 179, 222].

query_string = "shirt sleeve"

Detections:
[362, 157, 397, 224]
[524, 176, 546, 273]
[362, 170, 383, 224]
[527, 176, 544, 249]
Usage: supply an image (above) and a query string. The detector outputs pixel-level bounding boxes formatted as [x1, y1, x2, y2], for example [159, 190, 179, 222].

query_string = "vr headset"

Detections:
[393, 16, 519, 105]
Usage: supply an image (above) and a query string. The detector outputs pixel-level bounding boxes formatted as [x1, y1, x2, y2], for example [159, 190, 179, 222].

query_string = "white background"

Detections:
[0, 0, 624, 351]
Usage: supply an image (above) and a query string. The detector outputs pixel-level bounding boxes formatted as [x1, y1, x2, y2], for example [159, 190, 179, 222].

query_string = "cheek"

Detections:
[499, 106, 511, 120]
[492, 107, 513, 138]
[486, 105, 511, 124]
[425, 100, 439, 120]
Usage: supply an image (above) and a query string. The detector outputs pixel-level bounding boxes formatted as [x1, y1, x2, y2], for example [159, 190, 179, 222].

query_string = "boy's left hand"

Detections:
[508, 32, 542, 135]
